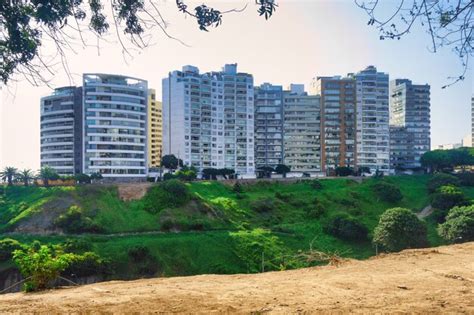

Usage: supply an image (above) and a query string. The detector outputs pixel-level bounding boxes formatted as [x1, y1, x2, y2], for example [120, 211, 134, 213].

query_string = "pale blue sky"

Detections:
[0, 0, 472, 170]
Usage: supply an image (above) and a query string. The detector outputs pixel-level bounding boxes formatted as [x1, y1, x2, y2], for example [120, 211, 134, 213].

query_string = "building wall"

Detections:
[162, 64, 255, 177]
[82, 74, 148, 179]
[40, 87, 82, 175]
[311, 76, 356, 174]
[283, 88, 321, 174]
[254, 83, 284, 168]
[147, 89, 162, 168]
[390, 79, 430, 170]
[353, 66, 390, 174]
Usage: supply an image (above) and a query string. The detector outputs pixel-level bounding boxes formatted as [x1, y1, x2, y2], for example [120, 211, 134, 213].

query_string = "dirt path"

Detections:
[1, 242, 473, 314]
[117, 182, 152, 201]
[417, 205, 434, 219]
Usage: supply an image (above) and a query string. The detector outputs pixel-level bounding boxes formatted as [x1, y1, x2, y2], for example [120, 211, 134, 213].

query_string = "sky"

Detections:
[1, 0, 473, 170]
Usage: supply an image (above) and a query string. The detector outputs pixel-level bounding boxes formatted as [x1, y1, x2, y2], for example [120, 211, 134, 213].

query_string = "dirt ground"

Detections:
[1, 242, 473, 314]
[117, 182, 152, 201]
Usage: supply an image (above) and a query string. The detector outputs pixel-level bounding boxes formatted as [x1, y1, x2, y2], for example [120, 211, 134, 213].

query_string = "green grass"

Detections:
[0, 175, 446, 279]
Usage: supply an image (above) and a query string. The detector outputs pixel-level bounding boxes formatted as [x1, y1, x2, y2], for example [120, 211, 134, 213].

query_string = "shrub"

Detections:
[274, 192, 292, 202]
[175, 169, 197, 181]
[54, 206, 103, 233]
[232, 182, 243, 193]
[127, 245, 158, 276]
[324, 214, 368, 241]
[427, 173, 460, 193]
[64, 252, 112, 278]
[309, 180, 323, 190]
[251, 198, 276, 213]
[143, 180, 190, 213]
[163, 172, 175, 181]
[456, 172, 474, 186]
[335, 167, 354, 177]
[371, 181, 403, 203]
[128, 246, 151, 262]
[13, 244, 74, 291]
[307, 203, 325, 219]
[0, 238, 22, 261]
[62, 239, 93, 253]
[373, 207, 428, 252]
[438, 205, 474, 243]
[431, 185, 467, 222]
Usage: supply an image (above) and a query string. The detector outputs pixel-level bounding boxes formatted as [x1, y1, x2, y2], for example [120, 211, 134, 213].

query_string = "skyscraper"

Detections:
[352, 66, 390, 174]
[311, 76, 357, 174]
[82, 74, 148, 179]
[254, 83, 284, 169]
[40, 87, 83, 175]
[283, 85, 321, 174]
[162, 64, 255, 177]
[147, 88, 162, 168]
[389, 79, 430, 170]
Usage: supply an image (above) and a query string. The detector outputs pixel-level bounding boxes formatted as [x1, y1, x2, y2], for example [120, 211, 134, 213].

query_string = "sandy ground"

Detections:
[1, 242, 473, 314]
[117, 182, 152, 201]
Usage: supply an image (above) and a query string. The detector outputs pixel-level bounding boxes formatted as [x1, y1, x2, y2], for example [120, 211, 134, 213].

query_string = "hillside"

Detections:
[2, 174, 472, 283]
[1, 242, 473, 313]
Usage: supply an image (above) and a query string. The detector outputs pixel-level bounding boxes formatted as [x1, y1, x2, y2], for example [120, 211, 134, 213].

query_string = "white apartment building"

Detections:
[83, 74, 148, 179]
[352, 66, 390, 174]
[162, 64, 255, 177]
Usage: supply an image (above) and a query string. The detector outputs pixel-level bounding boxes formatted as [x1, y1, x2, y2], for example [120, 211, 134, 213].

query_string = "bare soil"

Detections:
[117, 182, 152, 201]
[1, 242, 473, 314]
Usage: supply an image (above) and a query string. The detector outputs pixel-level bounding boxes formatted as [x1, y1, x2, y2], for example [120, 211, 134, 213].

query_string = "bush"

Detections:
[62, 239, 93, 253]
[335, 167, 354, 177]
[232, 182, 243, 193]
[0, 238, 22, 261]
[128, 246, 151, 262]
[251, 198, 276, 213]
[127, 245, 158, 276]
[438, 205, 474, 243]
[64, 252, 112, 278]
[163, 172, 175, 181]
[13, 244, 74, 291]
[427, 173, 460, 193]
[143, 180, 190, 213]
[373, 207, 428, 252]
[309, 180, 323, 190]
[324, 214, 368, 241]
[431, 185, 467, 222]
[55, 206, 103, 234]
[371, 181, 403, 203]
[456, 172, 474, 186]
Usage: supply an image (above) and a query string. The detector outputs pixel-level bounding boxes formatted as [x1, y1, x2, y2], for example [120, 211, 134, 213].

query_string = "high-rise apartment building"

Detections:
[82, 74, 148, 179]
[40, 86, 83, 175]
[351, 66, 390, 174]
[471, 95, 474, 146]
[147, 89, 162, 168]
[283, 85, 321, 174]
[254, 83, 284, 168]
[162, 64, 255, 177]
[311, 76, 357, 174]
[389, 79, 430, 170]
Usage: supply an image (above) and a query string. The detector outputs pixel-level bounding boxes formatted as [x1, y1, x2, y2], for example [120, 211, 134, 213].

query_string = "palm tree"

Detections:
[38, 166, 59, 187]
[18, 169, 34, 186]
[0, 167, 18, 186]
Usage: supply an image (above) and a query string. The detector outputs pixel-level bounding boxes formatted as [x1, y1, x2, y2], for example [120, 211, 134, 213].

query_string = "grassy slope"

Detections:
[0, 175, 440, 278]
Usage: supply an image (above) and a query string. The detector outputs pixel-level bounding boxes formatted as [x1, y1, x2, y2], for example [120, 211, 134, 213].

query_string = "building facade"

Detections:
[162, 64, 255, 177]
[390, 79, 430, 170]
[83, 74, 148, 179]
[147, 89, 162, 168]
[352, 66, 390, 174]
[254, 83, 284, 169]
[283, 85, 321, 174]
[311, 76, 357, 174]
[40, 86, 82, 175]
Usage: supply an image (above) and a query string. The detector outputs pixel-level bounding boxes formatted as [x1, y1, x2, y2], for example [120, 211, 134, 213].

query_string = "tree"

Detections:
[371, 181, 403, 203]
[421, 150, 451, 172]
[324, 214, 368, 241]
[202, 168, 219, 180]
[438, 205, 474, 243]
[1, 0, 277, 85]
[13, 243, 74, 292]
[0, 167, 18, 186]
[373, 207, 428, 252]
[335, 166, 354, 177]
[357, 0, 474, 87]
[90, 172, 103, 182]
[257, 166, 274, 179]
[17, 169, 35, 187]
[431, 185, 468, 222]
[427, 173, 460, 193]
[38, 166, 59, 187]
[75, 173, 91, 184]
[161, 155, 180, 170]
[275, 164, 291, 178]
